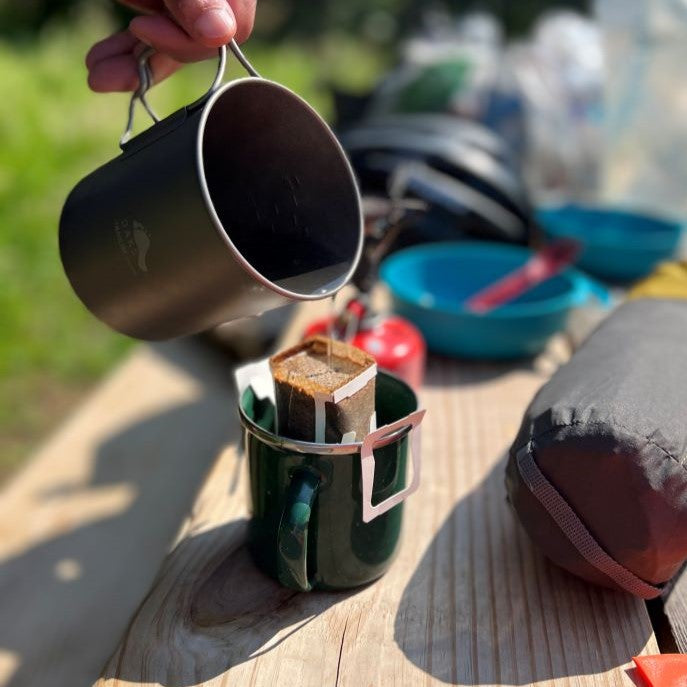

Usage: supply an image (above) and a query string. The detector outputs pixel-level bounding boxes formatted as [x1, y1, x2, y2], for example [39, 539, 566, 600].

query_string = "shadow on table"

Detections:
[394, 457, 654, 685]
[99, 518, 360, 687]
[0, 339, 239, 687]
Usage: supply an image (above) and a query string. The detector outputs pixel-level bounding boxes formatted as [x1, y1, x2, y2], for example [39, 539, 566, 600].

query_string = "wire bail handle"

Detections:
[120, 39, 260, 147]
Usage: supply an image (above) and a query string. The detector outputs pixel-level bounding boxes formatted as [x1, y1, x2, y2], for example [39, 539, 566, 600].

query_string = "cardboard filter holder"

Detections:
[235, 337, 425, 523]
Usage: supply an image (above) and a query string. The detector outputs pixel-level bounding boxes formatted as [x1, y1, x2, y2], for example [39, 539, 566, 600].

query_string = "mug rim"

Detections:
[238, 370, 418, 455]
[195, 77, 364, 301]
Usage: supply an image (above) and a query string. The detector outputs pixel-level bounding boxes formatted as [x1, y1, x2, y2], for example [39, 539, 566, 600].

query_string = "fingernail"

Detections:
[194, 8, 235, 40]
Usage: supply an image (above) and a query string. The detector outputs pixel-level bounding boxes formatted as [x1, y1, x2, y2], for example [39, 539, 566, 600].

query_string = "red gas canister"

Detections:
[304, 299, 426, 390]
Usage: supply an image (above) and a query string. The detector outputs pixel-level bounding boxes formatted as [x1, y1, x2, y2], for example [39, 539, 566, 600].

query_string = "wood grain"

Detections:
[94, 302, 658, 687]
[664, 569, 687, 652]
[0, 340, 238, 687]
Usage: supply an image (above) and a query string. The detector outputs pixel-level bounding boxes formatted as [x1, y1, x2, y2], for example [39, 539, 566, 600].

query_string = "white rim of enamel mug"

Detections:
[237, 369, 420, 455]
[238, 404, 416, 455]
[195, 77, 364, 301]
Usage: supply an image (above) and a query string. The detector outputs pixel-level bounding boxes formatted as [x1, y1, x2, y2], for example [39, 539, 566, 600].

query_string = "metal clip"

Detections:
[120, 47, 160, 147]
[119, 39, 260, 148]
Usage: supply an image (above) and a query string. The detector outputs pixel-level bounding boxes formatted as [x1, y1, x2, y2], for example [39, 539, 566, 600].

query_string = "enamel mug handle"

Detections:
[360, 409, 426, 523]
[120, 39, 260, 147]
[277, 468, 320, 592]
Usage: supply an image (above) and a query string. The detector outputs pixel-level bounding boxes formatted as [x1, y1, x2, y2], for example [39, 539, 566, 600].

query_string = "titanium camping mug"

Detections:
[59, 42, 363, 340]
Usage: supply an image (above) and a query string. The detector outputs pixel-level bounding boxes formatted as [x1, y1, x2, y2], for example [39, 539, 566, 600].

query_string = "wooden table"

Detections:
[90, 302, 658, 687]
[0, 300, 660, 687]
[0, 340, 243, 687]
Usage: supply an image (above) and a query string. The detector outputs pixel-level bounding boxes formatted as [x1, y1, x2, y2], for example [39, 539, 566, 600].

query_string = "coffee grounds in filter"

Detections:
[270, 335, 376, 443]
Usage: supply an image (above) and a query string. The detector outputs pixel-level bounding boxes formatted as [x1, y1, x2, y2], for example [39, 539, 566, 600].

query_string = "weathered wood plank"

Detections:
[0, 340, 238, 687]
[94, 303, 659, 687]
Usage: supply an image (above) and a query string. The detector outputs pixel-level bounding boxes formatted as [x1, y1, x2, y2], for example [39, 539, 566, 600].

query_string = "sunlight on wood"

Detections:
[92, 302, 658, 687]
[0, 650, 19, 685]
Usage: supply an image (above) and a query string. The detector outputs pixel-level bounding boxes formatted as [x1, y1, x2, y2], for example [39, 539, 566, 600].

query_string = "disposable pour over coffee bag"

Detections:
[270, 336, 377, 443]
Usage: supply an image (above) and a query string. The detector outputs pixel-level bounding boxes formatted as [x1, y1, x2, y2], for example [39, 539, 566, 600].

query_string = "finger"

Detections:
[119, 0, 255, 44]
[86, 31, 139, 70]
[228, 0, 256, 43]
[88, 50, 181, 92]
[130, 14, 215, 63]
[162, 0, 237, 48]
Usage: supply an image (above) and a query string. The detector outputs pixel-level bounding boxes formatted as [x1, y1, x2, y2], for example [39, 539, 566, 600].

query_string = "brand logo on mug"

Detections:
[114, 220, 151, 274]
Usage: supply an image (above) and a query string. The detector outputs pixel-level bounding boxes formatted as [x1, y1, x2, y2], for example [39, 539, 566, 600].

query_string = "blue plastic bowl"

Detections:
[537, 204, 683, 282]
[380, 242, 609, 359]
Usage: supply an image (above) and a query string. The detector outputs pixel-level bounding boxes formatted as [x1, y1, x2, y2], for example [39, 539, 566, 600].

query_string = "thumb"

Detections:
[163, 0, 237, 47]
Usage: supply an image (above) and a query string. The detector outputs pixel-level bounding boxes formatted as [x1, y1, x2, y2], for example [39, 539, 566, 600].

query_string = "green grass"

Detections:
[0, 9, 387, 480]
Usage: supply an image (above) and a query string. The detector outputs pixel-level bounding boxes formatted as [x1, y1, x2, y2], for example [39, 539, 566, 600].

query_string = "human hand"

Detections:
[86, 1, 256, 92]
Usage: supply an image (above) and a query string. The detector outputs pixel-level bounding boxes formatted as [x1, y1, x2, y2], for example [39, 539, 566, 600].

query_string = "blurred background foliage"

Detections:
[1, 0, 588, 41]
[0, 0, 587, 481]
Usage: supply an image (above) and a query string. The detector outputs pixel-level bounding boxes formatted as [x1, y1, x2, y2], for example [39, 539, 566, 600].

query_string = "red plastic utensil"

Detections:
[465, 239, 582, 314]
[633, 655, 687, 687]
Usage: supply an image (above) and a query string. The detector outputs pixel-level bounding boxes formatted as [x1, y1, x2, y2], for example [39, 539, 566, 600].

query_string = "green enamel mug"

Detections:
[239, 371, 425, 591]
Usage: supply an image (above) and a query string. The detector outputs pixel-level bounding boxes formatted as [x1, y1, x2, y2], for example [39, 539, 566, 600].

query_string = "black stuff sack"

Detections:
[506, 298, 687, 598]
